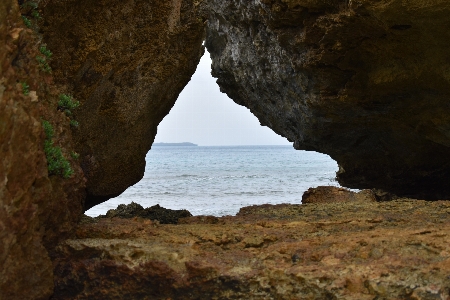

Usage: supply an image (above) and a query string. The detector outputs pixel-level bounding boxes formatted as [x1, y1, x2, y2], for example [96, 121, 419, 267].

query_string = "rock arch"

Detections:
[41, 0, 450, 210]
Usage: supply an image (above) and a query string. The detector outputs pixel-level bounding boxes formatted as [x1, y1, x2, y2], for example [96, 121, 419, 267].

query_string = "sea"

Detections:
[85, 145, 340, 217]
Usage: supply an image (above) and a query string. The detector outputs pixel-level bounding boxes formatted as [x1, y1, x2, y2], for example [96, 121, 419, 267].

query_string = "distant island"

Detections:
[153, 142, 198, 147]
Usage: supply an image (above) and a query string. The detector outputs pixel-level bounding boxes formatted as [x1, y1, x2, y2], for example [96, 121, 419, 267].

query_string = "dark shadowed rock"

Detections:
[100, 202, 192, 224]
[205, 0, 450, 200]
[371, 189, 400, 202]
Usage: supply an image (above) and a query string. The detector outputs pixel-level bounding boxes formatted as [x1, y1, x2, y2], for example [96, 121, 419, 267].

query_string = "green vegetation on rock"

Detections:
[58, 94, 79, 115]
[39, 45, 52, 59]
[21, 16, 32, 28]
[21, 82, 29, 96]
[69, 120, 79, 128]
[42, 120, 73, 179]
[36, 55, 51, 73]
[71, 152, 80, 160]
[20, 1, 41, 29]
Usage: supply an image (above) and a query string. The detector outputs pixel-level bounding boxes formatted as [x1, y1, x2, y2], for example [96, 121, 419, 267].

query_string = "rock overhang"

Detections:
[204, 0, 450, 199]
[39, 0, 450, 208]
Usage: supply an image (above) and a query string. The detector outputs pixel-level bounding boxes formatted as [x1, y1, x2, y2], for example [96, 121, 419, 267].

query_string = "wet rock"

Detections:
[100, 202, 192, 224]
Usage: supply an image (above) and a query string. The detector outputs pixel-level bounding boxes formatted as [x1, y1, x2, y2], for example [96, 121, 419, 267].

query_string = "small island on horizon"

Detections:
[152, 142, 198, 147]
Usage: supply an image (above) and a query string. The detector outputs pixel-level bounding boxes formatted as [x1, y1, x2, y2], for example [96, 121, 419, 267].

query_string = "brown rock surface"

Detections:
[302, 186, 376, 204]
[53, 198, 450, 299]
[40, 0, 206, 208]
[205, 0, 450, 199]
[1, 2, 85, 299]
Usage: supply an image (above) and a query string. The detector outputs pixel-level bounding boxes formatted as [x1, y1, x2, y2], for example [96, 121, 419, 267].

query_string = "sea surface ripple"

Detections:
[86, 145, 340, 217]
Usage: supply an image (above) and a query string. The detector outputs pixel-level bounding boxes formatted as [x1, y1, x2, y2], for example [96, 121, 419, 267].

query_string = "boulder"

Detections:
[302, 186, 377, 204]
[100, 202, 192, 224]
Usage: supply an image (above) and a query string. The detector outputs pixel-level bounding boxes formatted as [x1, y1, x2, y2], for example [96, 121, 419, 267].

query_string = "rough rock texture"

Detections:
[53, 196, 450, 299]
[41, 0, 206, 208]
[0, 1, 85, 299]
[205, 0, 450, 199]
[98, 202, 192, 224]
[302, 186, 376, 204]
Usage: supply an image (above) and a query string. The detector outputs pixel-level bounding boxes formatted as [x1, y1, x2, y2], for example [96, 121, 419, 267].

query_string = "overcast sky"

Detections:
[154, 50, 291, 146]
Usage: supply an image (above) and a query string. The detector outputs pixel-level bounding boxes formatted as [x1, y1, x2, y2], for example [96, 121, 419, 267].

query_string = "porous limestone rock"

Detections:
[205, 0, 450, 199]
[53, 198, 450, 299]
[41, 0, 206, 209]
[0, 1, 84, 299]
[302, 186, 376, 204]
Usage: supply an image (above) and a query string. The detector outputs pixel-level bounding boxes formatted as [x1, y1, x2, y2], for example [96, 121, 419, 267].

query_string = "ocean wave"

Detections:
[87, 146, 340, 217]
[178, 174, 199, 178]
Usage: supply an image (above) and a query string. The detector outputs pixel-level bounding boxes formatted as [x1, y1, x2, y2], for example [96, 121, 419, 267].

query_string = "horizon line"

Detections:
[153, 143, 293, 147]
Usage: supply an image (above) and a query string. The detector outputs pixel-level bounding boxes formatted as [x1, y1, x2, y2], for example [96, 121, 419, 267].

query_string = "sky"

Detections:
[154, 50, 291, 146]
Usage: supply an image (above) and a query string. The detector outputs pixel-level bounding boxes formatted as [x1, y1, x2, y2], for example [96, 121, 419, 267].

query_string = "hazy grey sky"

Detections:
[154, 50, 291, 146]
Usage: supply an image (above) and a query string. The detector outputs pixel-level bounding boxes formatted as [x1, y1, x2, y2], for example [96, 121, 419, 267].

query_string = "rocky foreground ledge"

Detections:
[52, 188, 450, 299]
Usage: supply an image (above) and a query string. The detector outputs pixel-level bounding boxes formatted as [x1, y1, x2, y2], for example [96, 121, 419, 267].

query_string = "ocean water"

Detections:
[86, 145, 340, 217]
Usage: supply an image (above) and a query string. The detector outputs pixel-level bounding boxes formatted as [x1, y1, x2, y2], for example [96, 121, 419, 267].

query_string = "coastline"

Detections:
[153, 142, 198, 146]
[56, 187, 450, 299]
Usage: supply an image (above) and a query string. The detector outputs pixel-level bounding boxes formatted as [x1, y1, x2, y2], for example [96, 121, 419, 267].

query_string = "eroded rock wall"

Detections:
[205, 0, 450, 199]
[0, 1, 85, 298]
[41, 0, 206, 209]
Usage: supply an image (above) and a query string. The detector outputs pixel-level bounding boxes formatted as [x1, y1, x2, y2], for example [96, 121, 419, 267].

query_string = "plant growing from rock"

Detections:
[20, 1, 41, 29]
[58, 94, 81, 129]
[21, 16, 32, 28]
[71, 152, 80, 160]
[58, 94, 79, 115]
[21, 82, 30, 95]
[69, 120, 79, 128]
[39, 45, 52, 59]
[36, 45, 53, 73]
[42, 120, 73, 178]
[31, 10, 41, 20]
[36, 55, 51, 73]
[20, 1, 38, 10]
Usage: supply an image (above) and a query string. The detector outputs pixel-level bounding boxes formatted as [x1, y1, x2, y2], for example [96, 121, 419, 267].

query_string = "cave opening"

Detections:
[85, 50, 340, 217]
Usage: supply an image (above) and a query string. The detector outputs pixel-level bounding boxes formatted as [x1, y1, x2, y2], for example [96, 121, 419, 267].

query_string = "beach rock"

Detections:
[40, 0, 206, 208]
[302, 186, 377, 204]
[371, 188, 400, 202]
[52, 199, 450, 299]
[205, 0, 450, 200]
[100, 202, 192, 224]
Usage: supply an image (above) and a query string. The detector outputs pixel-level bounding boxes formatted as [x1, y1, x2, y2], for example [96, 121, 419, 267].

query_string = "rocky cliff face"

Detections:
[3, 0, 450, 299]
[1, 0, 206, 297]
[0, 1, 85, 299]
[205, 0, 450, 199]
[41, 0, 206, 209]
[39, 0, 450, 203]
